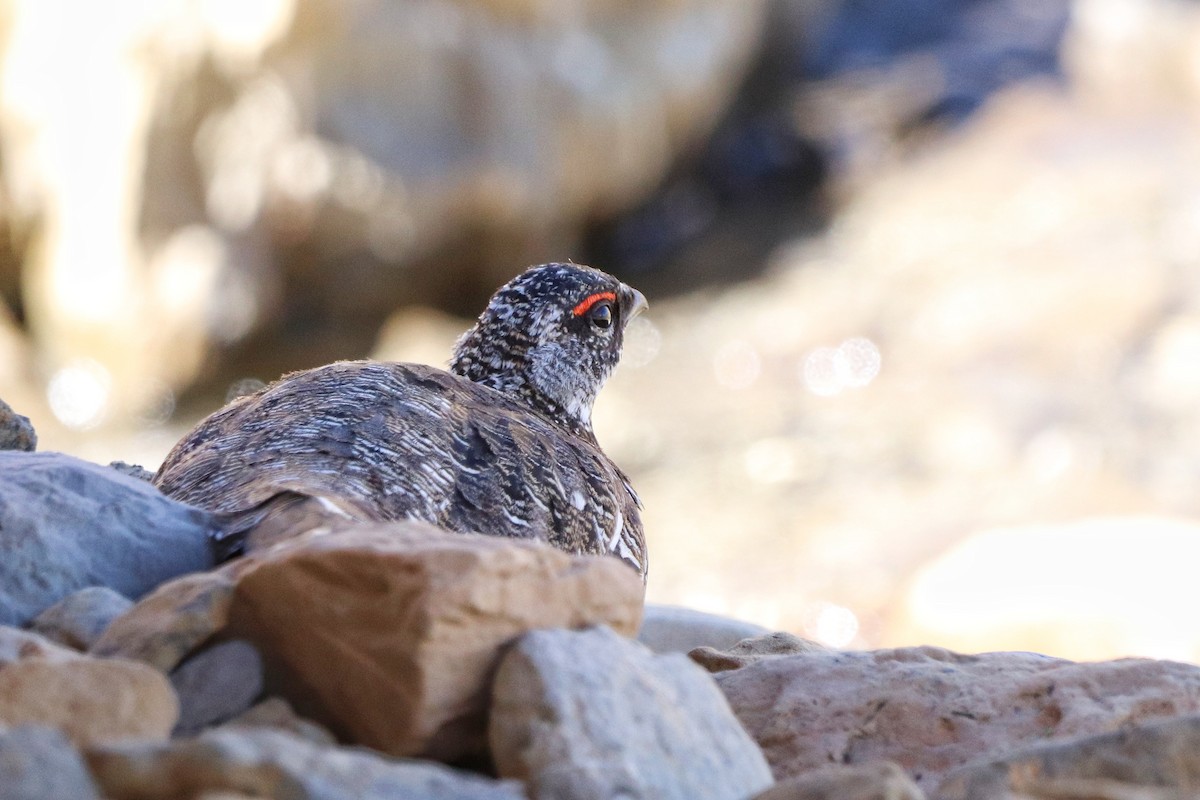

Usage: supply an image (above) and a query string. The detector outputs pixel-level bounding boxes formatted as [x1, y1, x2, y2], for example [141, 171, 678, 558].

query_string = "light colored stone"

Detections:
[490, 625, 773, 800]
[30, 586, 133, 651]
[171, 640, 265, 737]
[86, 727, 525, 800]
[220, 697, 336, 747]
[0, 398, 35, 452]
[92, 571, 236, 672]
[0, 725, 100, 800]
[752, 762, 925, 800]
[690, 631, 827, 673]
[223, 522, 644, 761]
[938, 713, 1200, 800]
[0, 452, 216, 627]
[716, 646, 1200, 795]
[0, 625, 81, 664]
[637, 603, 770, 654]
[0, 657, 179, 746]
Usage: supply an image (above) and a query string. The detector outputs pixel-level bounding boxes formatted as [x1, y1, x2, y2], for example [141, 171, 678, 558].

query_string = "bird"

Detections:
[153, 263, 648, 580]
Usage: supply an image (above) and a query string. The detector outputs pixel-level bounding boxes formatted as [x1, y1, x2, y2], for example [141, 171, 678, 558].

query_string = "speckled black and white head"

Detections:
[450, 263, 647, 436]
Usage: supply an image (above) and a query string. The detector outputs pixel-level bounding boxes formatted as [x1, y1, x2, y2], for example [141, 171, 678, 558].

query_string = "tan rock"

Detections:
[223, 522, 644, 761]
[716, 646, 1200, 796]
[752, 762, 925, 800]
[221, 696, 336, 747]
[92, 571, 236, 672]
[937, 713, 1200, 800]
[691, 631, 827, 673]
[0, 624, 83, 664]
[0, 657, 178, 746]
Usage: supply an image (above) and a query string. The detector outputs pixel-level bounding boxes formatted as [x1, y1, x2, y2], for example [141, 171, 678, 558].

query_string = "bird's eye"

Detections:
[589, 302, 613, 329]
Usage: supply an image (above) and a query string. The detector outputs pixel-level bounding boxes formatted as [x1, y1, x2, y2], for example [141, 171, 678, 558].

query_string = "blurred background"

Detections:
[4, 0, 1200, 662]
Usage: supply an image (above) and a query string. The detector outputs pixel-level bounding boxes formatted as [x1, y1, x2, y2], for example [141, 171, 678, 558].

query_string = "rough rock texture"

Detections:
[0, 452, 216, 627]
[691, 631, 827, 673]
[29, 586, 134, 651]
[0, 725, 100, 800]
[0, 658, 178, 746]
[937, 713, 1200, 800]
[753, 762, 925, 800]
[92, 571, 236, 672]
[637, 604, 770, 654]
[715, 646, 1200, 794]
[0, 398, 35, 452]
[221, 697, 336, 747]
[86, 727, 525, 800]
[490, 625, 773, 800]
[170, 640, 265, 737]
[222, 522, 645, 761]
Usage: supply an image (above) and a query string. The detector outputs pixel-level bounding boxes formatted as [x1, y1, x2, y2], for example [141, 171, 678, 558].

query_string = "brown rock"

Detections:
[753, 762, 925, 800]
[716, 647, 1200, 795]
[691, 631, 827, 673]
[936, 713, 1200, 800]
[0, 657, 178, 746]
[0, 398, 35, 452]
[222, 522, 644, 761]
[92, 571, 236, 672]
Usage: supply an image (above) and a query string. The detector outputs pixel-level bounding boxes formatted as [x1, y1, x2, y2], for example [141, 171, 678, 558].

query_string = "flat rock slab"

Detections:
[86, 727, 525, 800]
[0, 725, 100, 800]
[715, 646, 1200, 795]
[0, 452, 217, 626]
[490, 625, 773, 800]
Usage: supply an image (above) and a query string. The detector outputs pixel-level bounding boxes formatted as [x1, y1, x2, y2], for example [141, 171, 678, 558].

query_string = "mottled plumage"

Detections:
[154, 263, 648, 579]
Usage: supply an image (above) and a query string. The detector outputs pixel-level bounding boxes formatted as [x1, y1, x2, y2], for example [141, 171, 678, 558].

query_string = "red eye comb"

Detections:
[572, 291, 617, 317]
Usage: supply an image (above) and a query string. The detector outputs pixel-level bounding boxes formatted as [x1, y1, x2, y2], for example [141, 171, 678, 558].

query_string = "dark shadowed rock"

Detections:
[0, 725, 100, 800]
[86, 727, 525, 800]
[0, 452, 217, 627]
[29, 586, 134, 651]
[490, 625, 773, 800]
[637, 604, 771, 654]
[171, 640, 265, 737]
[0, 399, 35, 452]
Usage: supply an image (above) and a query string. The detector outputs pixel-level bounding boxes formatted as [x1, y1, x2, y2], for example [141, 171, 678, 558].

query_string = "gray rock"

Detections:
[0, 452, 218, 626]
[107, 461, 155, 482]
[0, 725, 100, 800]
[171, 639, 265, 736]
[489, 625, 773, 800]
[637, 604, 771, 654]
[0, 400, 35, 452]
[29, 586, 134, 650]
[86, 727, 525, 800]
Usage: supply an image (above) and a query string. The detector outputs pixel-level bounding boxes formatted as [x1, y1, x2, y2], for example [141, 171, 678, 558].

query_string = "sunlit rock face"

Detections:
[0, 0, 765, 427]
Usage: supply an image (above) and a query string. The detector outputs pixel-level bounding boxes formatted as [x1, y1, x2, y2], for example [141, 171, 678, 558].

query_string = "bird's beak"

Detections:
[622, 286, 648, 322]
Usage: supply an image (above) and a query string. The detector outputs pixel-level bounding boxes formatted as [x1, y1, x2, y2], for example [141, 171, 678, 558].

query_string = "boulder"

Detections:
[637, 603, 770, 654]
[752, 762, 925, 800]
[92, 571, 236, 672]
[715, 646, 1200, 795]
[0, 725, 100, 800]
[0, 657, 178, 746]
[489, 625, 773, 800]
[171, 640, 265, 737]
[221, 522, 644, 761]
[85, 727, 525, 800]
[0, 452, 217, 627]
[0, 398, 35, 452]
[29, 586, 133, 651]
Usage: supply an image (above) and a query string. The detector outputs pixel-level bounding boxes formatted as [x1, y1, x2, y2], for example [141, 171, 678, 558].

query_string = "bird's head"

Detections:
[450, 263, 648, 435]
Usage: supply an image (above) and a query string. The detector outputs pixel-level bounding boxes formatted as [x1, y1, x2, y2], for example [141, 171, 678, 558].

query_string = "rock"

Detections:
[0, 625, 80, 664]
[0, 452, 217, 627]
[0, 657, 178, 746]
[0, 399, 35, 452]
[107, 461, 155, 482]
[29, 586, 134, 651]
[0, 725, 101, 800]
[221, 697, 336, 747]
[85, 727, 525, 800]
[489, 625, 773, 800]
[171, 640, 265, 737]
[92, 571, 236, 672]
[637, 603, 771, 654]
[715, 646, 1200, 795]
[222, 522, 644, 762]
[937, 713, 1200, 800]
[752, 762, 925, 800]
[691, 631, 827, 673]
